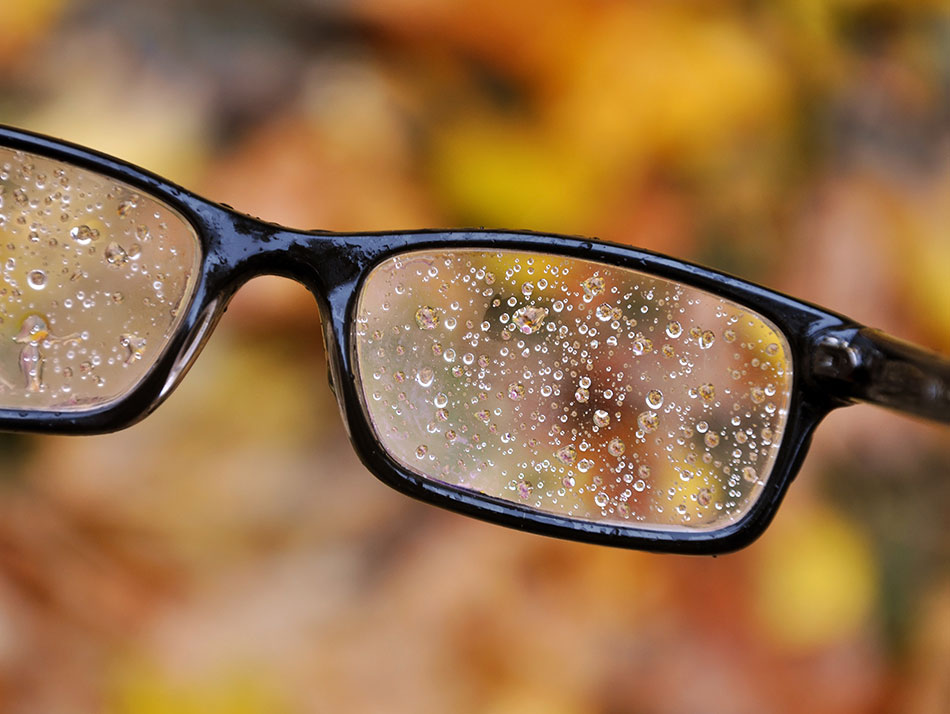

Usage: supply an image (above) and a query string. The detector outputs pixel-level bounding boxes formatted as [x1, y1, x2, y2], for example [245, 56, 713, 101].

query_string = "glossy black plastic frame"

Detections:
[1, 125, 947, 555]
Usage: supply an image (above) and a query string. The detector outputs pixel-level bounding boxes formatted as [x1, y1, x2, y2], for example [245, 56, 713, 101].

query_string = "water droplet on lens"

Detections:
[766, 343, 779, 356]
[117, 198, 137, 217]
[27, 270, 46, 290]
[699, 330, 715, 349]
[416, 445, 428, 459]
[416, 367, 434, 387]
[750, 386, 765, 404]
[742, 466, 758, 483]
[516, 480, 532, 499]
[607, 437, 625, 457]
[415, 306, 440, 329]
[507, 383, 526, 400]
[593, 409, 610, 427]
[476, 409, 491, 423]
[574, 387, 589, 403]
[511, 305, 548, 334]
[104, 241, 129, 265]
[556, 445, 577, 465]
[637, 411, 658, 433]
[645, 389, 663, 409]
[723, 329, 736, 343]
[595, 304, 613, 321]
[579, 376, 591, 389]
[698, 383, 715, 403]
[697, 487, 713, 506]
[521, 282, 534, 298]
[70, 224, 98, 245]
[594, 492, 609, 508]
[704, 432, 720, 448]
[581, 276, 605, 298]
[434, 392, 448, 408]
[666, 321, 682, 338]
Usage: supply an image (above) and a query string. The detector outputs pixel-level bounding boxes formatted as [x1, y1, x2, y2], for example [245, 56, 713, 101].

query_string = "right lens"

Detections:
[355, 249, 793, 534]
[0, 146, 201, 411]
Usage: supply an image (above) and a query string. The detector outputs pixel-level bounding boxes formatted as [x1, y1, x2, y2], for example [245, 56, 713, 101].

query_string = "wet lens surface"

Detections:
[0, 147, 201, 411]
[355, 249, 794, 533]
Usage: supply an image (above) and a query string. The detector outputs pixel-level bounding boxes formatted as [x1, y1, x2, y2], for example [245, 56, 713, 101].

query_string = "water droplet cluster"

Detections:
[356, 250, 793, 533]
[0, 148, 200, 410]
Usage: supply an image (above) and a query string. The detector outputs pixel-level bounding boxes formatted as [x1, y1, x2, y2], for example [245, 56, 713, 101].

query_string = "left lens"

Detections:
[355, 248, 793, 534]
[0, 146, 201, 411]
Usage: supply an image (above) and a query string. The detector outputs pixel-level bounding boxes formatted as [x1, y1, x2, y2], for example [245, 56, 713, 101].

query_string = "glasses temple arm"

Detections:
[810, 326, 950, 423]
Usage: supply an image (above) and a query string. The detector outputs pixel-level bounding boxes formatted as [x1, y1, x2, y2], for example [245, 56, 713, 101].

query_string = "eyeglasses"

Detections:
[0, 125, 946, 554]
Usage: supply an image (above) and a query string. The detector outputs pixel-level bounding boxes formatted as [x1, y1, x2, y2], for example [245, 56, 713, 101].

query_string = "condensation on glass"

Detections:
[0, 147, 201, 411]
[355, 249, 794, 533]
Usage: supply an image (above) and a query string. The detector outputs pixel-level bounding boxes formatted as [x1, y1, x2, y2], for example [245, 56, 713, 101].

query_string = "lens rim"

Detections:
[337, 234, 841, 554]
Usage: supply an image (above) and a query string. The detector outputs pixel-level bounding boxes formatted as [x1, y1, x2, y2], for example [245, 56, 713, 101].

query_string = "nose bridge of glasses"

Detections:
[205, 209, 366, 297]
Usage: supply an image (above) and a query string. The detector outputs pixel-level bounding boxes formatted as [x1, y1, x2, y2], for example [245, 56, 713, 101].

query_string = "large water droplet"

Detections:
[70, 224, 99, 245]
[607, 437, 625, 457]
[507, 383, 526, 400]
[416, 367, 434, 387]
[104, 241, 129, 265]
[637, 411, 658, 433]
[699, 330, 715, 349]
[415, 306, 440, 329]
[556, 445, 577, 465]
[511, 305, 548, 335]
[666, 320, 682, 338]
[581, 276, 605, 298]
[593, 409, 610, 427]
[698, 383, 715, 403]
[645, 389, 663, 409]
[26, 270, 46, 290]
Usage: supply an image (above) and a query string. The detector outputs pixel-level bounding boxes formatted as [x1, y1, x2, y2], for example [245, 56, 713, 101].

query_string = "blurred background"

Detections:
[0, 0, 949, 712]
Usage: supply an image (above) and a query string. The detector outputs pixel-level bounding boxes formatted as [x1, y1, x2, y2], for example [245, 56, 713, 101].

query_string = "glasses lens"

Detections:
[355, 249, 794, 533]
[0, 146, 201, 411]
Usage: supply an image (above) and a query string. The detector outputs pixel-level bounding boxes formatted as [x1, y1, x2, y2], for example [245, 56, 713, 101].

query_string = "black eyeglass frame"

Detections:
[1, 125, 947, 555]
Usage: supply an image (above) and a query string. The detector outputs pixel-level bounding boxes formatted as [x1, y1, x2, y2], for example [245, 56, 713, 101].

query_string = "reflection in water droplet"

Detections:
[556, 445, 577, 465]
[105, 241, 129, 265]
[593, 409, 610, 427]
[697, 488, 713, 507]
[117, 198, 137, 217]
[699, 330, 715, 349]
[434, 392, 448, 408]
[698, 383, 715, 403]
[416, 367, 434, 387]
[575, 387, 589, 403]
[594, 492, 609, 508]
[26, 270, 46, 290]
[70, 224, 99, 245]
[645, 389, 663, 409]
[666, 321, 682, 338]
[511, 305, 548, 334]
[415, 306, 440, 329]
[581, 275, 605, 298]
[119, 333, 147, 364]
[607, 437, 625, 457]
[507, 383, 526, 400]
[637, 411, 658, 433]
